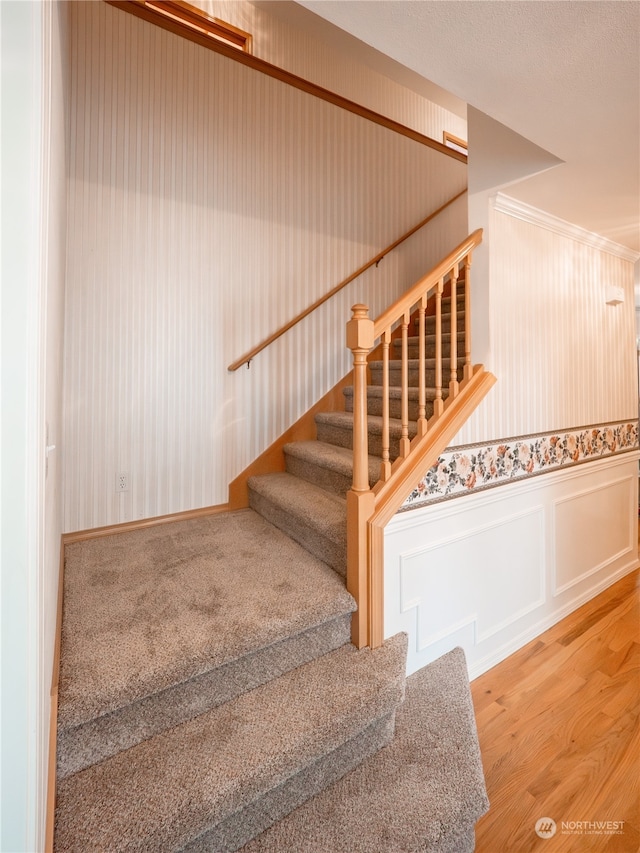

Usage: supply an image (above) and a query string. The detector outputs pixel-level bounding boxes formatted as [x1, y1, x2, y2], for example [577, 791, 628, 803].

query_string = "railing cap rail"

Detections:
[372, 228, 483, 338]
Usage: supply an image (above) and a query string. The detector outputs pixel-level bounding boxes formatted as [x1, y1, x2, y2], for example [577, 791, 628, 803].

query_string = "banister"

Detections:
[373, 228, 482, 338]
[346, 226, 493, 648]
[228, 189, 468, 371]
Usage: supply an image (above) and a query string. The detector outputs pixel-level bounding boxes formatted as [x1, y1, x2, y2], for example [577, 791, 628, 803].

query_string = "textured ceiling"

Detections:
[297, 0, 640, 253]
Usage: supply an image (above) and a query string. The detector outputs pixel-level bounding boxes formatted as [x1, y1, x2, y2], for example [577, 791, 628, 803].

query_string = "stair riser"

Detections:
[248, 489, 346, 576]
[57, 614, 353, 780]
[422, 311, 464, 333]
[345, 394, 436, 421]
[440, 294, 466, 307]
[179, 713, 396, 853]
[404, 342, 465, 360]
[369, 365, 463, 387]
[284, 453, 379, 494]
[395, 337, 465, 363]
[315, 421, 409, 462]
[400, 332, 466, 351]
[285, 453, 353, 495]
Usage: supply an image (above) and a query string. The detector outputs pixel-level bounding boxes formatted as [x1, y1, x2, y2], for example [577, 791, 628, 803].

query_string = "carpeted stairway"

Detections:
[55, 513, 407, 852]
[247, 286, 466, 577]
[238, 646, 489, 853]
[54, 276, 489, 851]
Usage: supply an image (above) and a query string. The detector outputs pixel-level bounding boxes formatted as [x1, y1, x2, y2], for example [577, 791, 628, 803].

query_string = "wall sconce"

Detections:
[605, 284, 624, 305]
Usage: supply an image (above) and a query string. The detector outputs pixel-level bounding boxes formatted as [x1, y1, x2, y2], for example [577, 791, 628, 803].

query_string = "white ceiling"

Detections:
[295, 0, 640, 254]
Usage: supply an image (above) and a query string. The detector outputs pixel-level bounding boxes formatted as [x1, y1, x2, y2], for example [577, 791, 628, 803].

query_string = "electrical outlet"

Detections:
[116, 472, 129, 492]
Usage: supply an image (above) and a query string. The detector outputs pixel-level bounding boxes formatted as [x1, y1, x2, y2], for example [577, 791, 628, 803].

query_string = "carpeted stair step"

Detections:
[343, 384, 449, 421]
[283, 440, 381, 495]
[56, 511, 356, 778]
[368, 358, 465, 388]
[396, 330, 466, 354]
[237, 646, 489, 853]
[315, 411, 417, 461]
[414, 292, 465, 335]
[438, 292, 465, 310]
[422, 309, 464, 332]
[248, 472, 347, 575]
[55, 633, 408, 853]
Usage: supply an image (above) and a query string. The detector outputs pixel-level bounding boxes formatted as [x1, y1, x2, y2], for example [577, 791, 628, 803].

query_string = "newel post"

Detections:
[346, 304, 375, 648]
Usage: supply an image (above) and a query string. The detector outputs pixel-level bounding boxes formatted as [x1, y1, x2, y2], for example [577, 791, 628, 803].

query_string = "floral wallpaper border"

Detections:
[401, 421, 639, 511]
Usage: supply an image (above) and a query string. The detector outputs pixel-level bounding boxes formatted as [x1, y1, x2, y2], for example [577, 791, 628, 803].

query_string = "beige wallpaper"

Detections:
[62, 0, 467, 531]
[194, 0, 467, 143]
[453, 199, 638, 445]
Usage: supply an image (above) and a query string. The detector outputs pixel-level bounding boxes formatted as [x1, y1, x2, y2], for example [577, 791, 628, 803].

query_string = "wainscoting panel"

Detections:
[399, 507, 544, 650]
[385, 453, 639, 678]
[552, 473, 635, 595]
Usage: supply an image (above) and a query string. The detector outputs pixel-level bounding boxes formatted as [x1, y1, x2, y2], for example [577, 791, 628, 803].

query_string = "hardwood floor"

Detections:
[472, 567, 639, 852]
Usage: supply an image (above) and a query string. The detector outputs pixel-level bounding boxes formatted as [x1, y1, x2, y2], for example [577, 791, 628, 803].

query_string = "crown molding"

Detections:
[493, 192, 640, 263]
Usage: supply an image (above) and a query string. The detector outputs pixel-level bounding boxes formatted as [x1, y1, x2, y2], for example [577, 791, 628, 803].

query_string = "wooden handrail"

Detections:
[228, 189, 468, 371]
[373, 228, 483, 338]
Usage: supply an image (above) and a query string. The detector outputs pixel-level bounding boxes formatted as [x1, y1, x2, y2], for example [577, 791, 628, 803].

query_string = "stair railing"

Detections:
[346, 229, 488, 648]
[228, 189, 467, 371]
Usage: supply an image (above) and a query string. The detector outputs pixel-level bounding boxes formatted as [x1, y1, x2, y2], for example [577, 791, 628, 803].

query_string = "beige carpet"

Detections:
[56, 427, 487, 853]
[236, 646, 489, 853]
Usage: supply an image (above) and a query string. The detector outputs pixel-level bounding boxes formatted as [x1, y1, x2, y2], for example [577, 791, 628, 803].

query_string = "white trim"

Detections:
[1, 3, 47, 849]
[493, 192, 640, 263]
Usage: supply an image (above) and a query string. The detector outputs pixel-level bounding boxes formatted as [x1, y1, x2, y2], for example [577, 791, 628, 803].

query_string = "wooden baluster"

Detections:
[346, 304, 375, 649]
[449, 263, 459, 398]
[417, 295, 427, 437]
[463, 254, 472, 380]
[400, 309, 411, 458]
[434, 278, 444, 417]
[380, 329, 391, 481]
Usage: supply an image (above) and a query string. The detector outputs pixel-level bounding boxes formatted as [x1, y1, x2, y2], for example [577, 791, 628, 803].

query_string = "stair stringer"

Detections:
[350, 364, 497, 649]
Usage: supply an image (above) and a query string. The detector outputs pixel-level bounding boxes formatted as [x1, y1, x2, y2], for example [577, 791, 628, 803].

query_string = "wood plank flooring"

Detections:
[472, 567, 639, 853]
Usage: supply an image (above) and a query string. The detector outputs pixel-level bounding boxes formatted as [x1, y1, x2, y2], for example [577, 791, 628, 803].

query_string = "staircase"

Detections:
[54, 513, 408, 852]
[246, 286, 466, 578]
[53, 249, 490, 851]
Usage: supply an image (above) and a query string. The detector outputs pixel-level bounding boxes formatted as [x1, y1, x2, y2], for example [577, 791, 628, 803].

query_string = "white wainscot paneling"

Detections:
[553, 473, 635, 595]
[384, 453, 639, 678]
[387, 504, 545, 678]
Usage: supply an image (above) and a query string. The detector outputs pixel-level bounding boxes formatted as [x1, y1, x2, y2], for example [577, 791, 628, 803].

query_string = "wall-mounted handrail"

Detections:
[227, 188, 467, 371]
